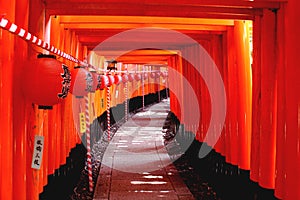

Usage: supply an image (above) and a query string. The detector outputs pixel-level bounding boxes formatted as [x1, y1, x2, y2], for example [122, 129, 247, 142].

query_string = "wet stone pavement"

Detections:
[93, 99, 194, 200]
[69, 100, 220, 200]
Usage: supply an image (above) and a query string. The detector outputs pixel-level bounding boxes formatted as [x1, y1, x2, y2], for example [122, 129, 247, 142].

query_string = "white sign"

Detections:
[31, 135, 44, 170]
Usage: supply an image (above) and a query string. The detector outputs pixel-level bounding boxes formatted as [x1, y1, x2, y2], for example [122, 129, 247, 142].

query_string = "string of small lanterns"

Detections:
[0, 16, 167, 107]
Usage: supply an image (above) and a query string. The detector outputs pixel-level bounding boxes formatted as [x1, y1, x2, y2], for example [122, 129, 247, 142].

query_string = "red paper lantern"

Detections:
[91, 72, 100, 92]
[22, 54, 71, 108]
[150, 72, 156, 78]
[134, 73, 141, 81]
[70, 67, 93, 98]
[114, 74, 122, 85]
[143, 72, 148, 79]
[156, 71, 161, 78]
[107, 75, 115, 87]
[122, 74, 128, 83]
[99, 75, 109, 90]
[161, 72, 168, 78]
[128, 74, 134, 82]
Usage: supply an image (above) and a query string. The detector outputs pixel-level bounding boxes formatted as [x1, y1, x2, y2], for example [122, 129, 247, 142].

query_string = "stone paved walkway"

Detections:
[93, 99, 194, 200]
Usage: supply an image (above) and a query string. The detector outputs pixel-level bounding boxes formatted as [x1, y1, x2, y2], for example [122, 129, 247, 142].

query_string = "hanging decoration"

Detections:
[156, 71, 161, 78]
[161, 71, 168, 78]
[150, 72, 156, 79]
[90, 71, 100, 93]
[0, 16, 85, 65]
[122, 74, 128, 83]
[22, 54, 71, 109]
[143, 72, 148, 79]
[128, 73, 134, 82]
[79, 112, 86, 133]
[70, 66, 93, 98]
[31, 135, 45, 170]
[134, 73, 141, 81]
[0, 16, 163, 78]
[106, 60, 118, 71]
[99, 75, 109, 90]
[114, 74, 122, 85]
[107, 75, 115, 87]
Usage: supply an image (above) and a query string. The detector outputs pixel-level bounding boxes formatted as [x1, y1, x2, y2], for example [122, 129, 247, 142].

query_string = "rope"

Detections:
[0, 16, 166, 75]
[0, 16, 84, 65]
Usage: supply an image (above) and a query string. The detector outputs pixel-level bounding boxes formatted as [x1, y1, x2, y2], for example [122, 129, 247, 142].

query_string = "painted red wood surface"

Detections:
[274, 4, 286, 199]
[259, 9, 277, 189]
[282, 0, 300, 199]
[250, 15, 262, 185]
[0, 0, 14, 199]
[1, 1, 300, 200]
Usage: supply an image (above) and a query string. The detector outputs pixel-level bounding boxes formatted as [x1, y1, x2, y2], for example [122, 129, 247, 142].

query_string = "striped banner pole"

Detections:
[124, 64, 128, 121]
[142, 66, 145, 111]
[84, 95, 94, 192]
[125, 82, 128, 121]
[107, 86, 111, 141]
[166, 72, 169, 99]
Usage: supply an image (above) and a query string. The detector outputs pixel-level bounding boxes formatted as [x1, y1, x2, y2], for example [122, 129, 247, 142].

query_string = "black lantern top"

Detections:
[106, 60, 117, 71]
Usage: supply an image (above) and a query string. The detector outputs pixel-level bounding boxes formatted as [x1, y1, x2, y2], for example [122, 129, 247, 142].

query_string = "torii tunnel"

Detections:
[0, 0, 300, 199]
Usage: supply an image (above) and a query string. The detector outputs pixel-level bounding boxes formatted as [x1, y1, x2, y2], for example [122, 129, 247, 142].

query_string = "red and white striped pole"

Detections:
[166, 71, 169, 99]
[124, 64, 128, 121]
[142, 66, 145, 111]
[124, 82, 128, 121]
[156, 72, 160, 102]
[84, 95, 94, 192]
[107, 83, 111, 141]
